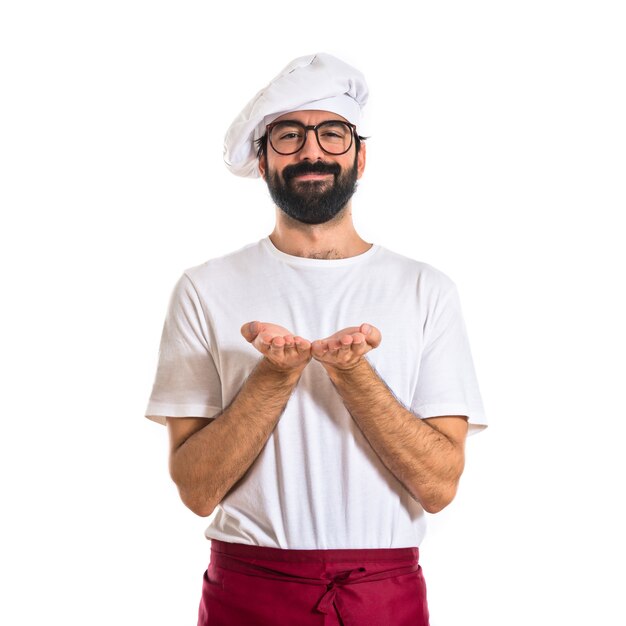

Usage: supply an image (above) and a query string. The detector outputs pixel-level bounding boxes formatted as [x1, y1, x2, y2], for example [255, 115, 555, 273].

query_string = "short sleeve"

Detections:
[410, 282, 487, 435]
[144, 273, 223, 425]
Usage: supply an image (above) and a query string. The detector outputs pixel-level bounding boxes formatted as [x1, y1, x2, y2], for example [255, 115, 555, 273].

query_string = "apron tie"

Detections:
[315, 567, 367, 614]
[313, 563, 419, 617]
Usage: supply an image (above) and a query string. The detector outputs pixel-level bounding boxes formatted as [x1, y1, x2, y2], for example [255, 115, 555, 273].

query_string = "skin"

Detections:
[167, 109, 468, 516]
[259, 110, 371, 259]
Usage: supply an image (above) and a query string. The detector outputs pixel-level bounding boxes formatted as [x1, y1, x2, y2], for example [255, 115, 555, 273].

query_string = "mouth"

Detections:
[292, 173, 334, 181]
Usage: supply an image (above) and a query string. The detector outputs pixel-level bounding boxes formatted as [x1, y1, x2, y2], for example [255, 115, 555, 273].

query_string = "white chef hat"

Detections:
[223, 53, 369, 178]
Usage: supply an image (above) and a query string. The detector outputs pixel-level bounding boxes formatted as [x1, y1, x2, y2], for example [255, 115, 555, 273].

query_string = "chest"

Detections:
[205, 269, 427, 408]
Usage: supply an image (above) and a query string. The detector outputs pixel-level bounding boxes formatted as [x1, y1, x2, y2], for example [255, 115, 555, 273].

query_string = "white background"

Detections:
[1, 1, 624, 624]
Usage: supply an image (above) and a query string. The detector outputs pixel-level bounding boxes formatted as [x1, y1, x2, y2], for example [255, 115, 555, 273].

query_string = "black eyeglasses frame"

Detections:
[265, 120, 357, 156]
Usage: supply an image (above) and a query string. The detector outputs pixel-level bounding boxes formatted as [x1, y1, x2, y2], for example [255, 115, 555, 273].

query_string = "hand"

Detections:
[241, 321, 312, 373]
[311, 323, 382, 371]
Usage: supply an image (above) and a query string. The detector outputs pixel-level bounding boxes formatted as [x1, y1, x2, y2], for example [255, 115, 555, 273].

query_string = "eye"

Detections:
[319, 122, 349, 140]
[278, 131, 301, 140]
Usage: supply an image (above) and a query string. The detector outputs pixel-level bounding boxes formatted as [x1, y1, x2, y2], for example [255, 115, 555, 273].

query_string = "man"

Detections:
[145, 53, 487, 626]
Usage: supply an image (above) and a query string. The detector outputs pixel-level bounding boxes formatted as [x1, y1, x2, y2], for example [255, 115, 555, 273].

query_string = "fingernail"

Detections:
[362, 324, 371, 334]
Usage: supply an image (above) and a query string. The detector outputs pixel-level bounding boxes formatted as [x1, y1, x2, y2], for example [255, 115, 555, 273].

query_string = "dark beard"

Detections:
[265, 156, 359, 225]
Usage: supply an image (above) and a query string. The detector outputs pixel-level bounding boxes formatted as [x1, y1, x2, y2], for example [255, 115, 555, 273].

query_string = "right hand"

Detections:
[241, 321, 312, 373]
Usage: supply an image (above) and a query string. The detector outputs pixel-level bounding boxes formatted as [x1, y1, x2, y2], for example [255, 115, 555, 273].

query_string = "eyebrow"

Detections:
[273, 119, 346, 125]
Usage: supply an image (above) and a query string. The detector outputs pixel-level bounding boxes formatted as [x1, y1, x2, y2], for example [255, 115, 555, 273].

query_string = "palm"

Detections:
[311, 323, 382, 370]
[240, 321, 312, 372]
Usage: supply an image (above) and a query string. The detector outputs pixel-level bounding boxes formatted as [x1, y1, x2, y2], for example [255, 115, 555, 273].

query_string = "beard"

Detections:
[264, 155, 359, 225]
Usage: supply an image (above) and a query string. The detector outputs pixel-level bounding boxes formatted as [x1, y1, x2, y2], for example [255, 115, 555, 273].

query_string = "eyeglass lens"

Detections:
[269, 121, 353, 155]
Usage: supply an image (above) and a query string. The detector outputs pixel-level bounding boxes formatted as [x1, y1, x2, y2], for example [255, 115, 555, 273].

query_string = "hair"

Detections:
[255, 132, 368, 159]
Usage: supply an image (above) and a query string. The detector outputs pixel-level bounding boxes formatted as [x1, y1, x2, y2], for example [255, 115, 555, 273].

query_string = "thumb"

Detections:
[361, 323, 382, 347]
[241, 321, 259, 343]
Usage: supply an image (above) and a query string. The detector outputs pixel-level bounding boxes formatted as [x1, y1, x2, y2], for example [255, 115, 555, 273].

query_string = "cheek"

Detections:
[264, 156, 284, 181]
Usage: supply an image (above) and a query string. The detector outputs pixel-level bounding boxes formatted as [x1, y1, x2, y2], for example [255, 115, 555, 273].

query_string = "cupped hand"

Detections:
[311, 323, 382, 371]
[241, 321, 312, 373]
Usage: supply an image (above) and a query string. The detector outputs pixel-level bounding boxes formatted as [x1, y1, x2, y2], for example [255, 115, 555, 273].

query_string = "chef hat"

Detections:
[223, 53, 369, 178]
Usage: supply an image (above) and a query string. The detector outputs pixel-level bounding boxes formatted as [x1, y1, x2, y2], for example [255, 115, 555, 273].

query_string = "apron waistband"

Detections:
[210, 538, 419, 563]
[209, 539, 420, 617]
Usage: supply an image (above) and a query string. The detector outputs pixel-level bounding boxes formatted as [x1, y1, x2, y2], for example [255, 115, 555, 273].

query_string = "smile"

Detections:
[293, 173, 334, 181]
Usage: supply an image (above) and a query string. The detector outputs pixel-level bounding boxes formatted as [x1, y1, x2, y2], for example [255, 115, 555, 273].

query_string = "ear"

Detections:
[258, 153, 267, 181]
[356, 141, 366, 179]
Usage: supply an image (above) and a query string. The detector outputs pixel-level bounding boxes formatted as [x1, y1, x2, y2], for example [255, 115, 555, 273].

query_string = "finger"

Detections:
[350, 338, 370, 357]
[283, 334, 297, 354]
[328, 338, 343, 352]
[361, 323, 382, 348]
[267, 340, 285, 360]
[270, 335, 286, 350]
[311, 339, 328, 358]
[241, 321, 259, 343]
[294, 336, 312, 354]
[338, 334, 353, 352]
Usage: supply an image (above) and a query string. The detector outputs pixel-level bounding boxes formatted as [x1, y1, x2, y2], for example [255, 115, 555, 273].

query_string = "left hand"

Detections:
[311, 323, 382, 371]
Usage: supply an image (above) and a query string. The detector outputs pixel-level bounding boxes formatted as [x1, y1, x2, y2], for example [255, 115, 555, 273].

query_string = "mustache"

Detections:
[282, 161, 341, 182]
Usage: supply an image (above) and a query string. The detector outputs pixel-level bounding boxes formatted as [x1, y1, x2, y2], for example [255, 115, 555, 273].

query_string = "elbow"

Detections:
[416, 482, 459, 514]
[188, 501, 216, 518]
[169, 462, 216, 517]
[421, 499, 451, 515]
[178, 487, 216, 517]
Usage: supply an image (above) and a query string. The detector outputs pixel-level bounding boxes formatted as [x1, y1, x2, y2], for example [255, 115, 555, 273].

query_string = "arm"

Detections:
[312, 324, 468, 514]
[168, 322, 311, 517]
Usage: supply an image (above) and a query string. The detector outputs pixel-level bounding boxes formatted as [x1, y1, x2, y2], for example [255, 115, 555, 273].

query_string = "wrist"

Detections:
[259, 356, 310, 380]
[322, 356, 369, 382]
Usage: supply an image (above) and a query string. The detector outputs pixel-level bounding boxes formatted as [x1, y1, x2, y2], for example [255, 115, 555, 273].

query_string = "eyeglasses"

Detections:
[266, 120, 356, 156]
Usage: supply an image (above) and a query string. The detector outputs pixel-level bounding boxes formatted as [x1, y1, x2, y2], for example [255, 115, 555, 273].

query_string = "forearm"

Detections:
[170, 358, 304, 516]
[324, 359, 465, 513]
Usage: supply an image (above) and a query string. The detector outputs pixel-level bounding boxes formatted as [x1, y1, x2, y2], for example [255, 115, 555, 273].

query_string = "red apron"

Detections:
[198, 539, 429, 625]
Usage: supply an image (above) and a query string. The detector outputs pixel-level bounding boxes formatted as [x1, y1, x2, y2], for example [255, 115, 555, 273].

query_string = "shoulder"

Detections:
[184, 239, 262, 276]
[181, 239, 264, 287]
[374, 245, 457, 293]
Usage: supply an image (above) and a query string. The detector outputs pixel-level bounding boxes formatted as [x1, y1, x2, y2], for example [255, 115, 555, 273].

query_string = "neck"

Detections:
[269, 203, 372, 260]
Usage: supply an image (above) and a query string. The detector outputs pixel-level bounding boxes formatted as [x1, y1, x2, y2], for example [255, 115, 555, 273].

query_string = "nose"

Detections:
[297, 128, 325, 160]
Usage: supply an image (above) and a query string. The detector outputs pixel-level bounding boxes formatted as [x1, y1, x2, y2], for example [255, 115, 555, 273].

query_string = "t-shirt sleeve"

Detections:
[410, 281, 487, 435]
[145, 272, 223, 425]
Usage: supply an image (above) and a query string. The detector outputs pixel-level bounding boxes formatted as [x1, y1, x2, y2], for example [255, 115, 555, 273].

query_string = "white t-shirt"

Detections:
[145, 237, 487, 549]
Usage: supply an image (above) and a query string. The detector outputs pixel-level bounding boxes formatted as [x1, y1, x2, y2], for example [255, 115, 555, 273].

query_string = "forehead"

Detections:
[272, 109, 349, 125]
